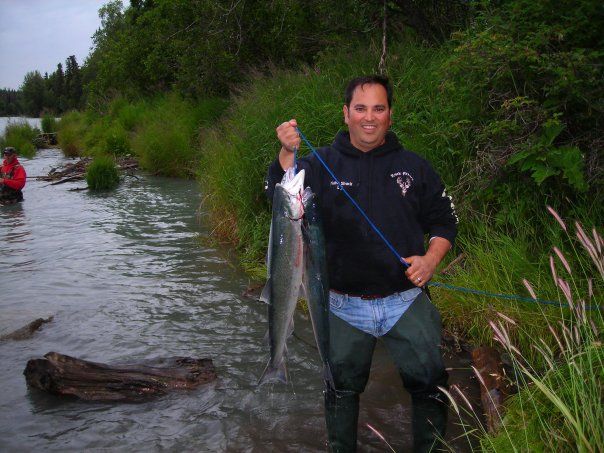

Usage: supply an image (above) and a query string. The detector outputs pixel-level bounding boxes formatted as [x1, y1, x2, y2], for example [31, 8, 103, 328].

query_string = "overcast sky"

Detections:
[0, 0, 108, 90]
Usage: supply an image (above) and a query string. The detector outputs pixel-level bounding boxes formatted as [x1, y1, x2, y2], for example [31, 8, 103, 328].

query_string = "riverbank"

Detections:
[46, 28, 602, 453]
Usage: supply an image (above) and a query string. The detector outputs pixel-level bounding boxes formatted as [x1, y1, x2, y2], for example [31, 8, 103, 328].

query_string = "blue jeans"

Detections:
[329, 287, 421, 337]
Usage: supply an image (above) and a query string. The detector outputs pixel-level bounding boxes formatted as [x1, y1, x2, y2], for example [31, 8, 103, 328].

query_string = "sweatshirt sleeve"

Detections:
[265, 159, 286, 201]
[418, 161, 458, 246]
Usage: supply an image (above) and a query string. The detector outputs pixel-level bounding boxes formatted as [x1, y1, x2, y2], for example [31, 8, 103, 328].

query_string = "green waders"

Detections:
[324, 291, 448, 452]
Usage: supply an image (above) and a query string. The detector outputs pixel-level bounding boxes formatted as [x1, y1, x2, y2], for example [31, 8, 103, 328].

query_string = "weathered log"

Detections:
[471, 346, 508, 433]
[0, 317, 53, 341]
[24, 352, 216, 402]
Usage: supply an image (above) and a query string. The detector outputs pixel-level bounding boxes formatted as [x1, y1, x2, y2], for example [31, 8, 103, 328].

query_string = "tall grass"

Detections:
[86, 156, 120, 190]
[441, 213, 603, 452]
[57, 111, 86, 157]
[0, 122, 40, 158]
[41, 114, 58, 134]
[55, 94, 227, 176]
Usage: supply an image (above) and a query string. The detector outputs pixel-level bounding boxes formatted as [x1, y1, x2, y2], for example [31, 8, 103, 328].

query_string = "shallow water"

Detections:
[0, 149, 477, 451]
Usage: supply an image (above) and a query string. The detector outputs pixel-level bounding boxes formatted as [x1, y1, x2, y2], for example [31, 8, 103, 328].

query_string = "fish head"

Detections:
[279, 168, 305, 220]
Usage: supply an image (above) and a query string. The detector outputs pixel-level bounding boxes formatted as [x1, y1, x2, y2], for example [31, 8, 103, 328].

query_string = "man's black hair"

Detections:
[344, 75, 393, 108]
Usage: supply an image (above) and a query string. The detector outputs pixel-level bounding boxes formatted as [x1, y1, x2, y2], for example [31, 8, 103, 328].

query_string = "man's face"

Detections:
[343, 83, 392, 152]
[4, 152, 15, 163]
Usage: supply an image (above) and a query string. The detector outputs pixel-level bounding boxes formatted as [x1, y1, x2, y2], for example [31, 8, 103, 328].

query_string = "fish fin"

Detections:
[286, 317, 294, 339]
[258, 358, 288, 385]
[259, 279, 271, 304]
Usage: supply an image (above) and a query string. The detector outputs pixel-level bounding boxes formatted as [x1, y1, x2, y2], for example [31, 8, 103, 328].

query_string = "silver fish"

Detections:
[259, 168, 305, 384]
[302, 188, 334, 389]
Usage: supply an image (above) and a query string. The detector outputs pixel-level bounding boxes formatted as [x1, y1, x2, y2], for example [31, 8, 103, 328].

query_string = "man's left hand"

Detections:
[403, 255, 437, 288]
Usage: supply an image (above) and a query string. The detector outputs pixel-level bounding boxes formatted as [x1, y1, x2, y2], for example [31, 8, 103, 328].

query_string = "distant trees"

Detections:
[0, 56, 83, 116]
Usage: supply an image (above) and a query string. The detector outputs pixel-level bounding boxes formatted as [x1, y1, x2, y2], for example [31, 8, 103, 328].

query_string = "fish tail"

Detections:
[258, 358, 288, 385]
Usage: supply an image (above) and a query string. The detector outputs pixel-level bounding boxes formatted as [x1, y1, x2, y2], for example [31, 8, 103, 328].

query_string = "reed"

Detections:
[441, 210, 603, 452]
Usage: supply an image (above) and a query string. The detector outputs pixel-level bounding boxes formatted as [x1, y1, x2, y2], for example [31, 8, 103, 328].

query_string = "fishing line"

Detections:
[294, 127, 602, 311]
[295, 127, 410, 268]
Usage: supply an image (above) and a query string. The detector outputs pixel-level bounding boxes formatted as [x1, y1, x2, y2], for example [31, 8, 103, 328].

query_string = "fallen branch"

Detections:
[24, 352, 217, 402]
[0, 317, 53, 341]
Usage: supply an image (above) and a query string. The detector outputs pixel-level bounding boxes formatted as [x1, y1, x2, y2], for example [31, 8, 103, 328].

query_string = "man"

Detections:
[265, 76, 458, 452]
[1, 147, 27, 204]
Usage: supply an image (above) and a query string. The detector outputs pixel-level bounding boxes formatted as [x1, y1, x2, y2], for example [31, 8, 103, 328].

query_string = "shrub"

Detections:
[86, 156, 120, 190]
[57, 111, 86, 157]
[0, 122, 39, 158]
[41, 114, 58, 134]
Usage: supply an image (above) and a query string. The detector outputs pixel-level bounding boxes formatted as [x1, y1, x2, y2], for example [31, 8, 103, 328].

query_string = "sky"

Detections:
[0, 0, 108, 90]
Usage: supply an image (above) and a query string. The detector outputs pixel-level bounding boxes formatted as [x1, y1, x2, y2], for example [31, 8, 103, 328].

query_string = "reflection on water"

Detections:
[0, 149, 476, 452]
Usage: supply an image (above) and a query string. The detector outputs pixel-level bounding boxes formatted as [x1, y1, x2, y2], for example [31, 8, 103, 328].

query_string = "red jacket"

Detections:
[1, 156, 27, 190]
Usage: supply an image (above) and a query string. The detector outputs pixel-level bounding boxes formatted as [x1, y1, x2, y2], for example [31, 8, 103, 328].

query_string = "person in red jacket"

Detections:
[1, 147, 27, 204]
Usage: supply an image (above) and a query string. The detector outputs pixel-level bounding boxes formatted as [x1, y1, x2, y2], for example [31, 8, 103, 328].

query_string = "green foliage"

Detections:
[446, 0, 602, 201]
[41, 114, 58, 134]
[507, 118, 587, 192]
[485, 345, 604, 452]
[86, 155, 120, 190]
[0, 122, 39, 158]
[57, 111, 86, 157]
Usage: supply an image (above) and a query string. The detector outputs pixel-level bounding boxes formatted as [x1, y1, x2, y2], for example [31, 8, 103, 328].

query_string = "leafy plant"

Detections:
[507, 118, 587, 192]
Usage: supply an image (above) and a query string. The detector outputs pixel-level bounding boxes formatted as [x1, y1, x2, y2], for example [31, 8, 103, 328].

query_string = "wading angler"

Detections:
[1, 147, 27, 205]
[265, 76, 458, 452]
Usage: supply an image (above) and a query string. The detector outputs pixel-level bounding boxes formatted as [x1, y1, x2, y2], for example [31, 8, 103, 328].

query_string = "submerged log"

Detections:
[0, 317, 53, 341]
[24, 352, 216, 402]
[471, 346, 508, 433]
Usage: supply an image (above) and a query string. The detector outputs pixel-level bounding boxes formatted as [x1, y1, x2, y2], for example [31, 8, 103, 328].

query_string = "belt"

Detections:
[330, 288, 395, 300]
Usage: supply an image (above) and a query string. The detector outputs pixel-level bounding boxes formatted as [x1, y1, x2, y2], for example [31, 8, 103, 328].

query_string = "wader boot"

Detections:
[382, 291, 449, 452]
[325, 311, 376, 452]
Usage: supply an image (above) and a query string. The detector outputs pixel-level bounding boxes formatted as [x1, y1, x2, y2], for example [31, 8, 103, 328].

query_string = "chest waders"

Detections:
[324, 291, 448, 453]
[0, 165, 24, 203]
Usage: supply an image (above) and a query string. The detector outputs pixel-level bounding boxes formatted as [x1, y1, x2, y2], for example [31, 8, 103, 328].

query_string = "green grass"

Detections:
[0, 122, 40, 158]
[86, 155, 120, 190]
[56, 94, 227, 176]
[41, 114, 58, 134]
[442, 218, 603, 452]
[57, 111, 86, 157]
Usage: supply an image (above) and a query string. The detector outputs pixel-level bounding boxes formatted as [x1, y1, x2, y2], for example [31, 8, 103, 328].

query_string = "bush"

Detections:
[41, 114, 58, 134]
[86, 156, 120, 190]
[0, 122, 39, 158]
[57, 111, 86, 157]
[132, 93, 226, 177]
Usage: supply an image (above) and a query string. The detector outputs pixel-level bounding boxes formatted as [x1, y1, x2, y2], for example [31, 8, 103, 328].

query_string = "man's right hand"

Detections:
[276, 119, 300, 170]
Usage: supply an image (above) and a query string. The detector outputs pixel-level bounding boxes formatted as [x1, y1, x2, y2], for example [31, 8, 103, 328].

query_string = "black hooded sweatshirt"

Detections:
[266, 130, 458, 295]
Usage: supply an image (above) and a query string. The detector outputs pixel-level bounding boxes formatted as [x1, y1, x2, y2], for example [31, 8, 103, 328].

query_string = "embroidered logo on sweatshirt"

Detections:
[330, 181, 354, 190]
[390, 171, 414, 197]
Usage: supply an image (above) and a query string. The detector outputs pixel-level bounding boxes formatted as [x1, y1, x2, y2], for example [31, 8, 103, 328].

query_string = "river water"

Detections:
[0, 147, 477, 451]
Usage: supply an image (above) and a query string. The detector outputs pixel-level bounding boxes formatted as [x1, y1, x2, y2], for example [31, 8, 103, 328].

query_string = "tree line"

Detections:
[0, 55, 83, 117]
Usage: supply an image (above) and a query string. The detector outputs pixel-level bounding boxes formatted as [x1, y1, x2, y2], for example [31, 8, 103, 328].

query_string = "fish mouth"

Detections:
[281, 169, 305, 196]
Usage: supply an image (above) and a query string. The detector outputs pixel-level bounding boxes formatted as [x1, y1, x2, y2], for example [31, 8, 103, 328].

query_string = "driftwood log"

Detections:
[472, 346, 508, 433]
[0, 317, 53, 341]
[32, 157, 139, 185]
[24, 352, 216, 402]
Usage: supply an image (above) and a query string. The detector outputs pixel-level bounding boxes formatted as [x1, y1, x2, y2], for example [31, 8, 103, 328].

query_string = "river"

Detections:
[0, 146, 477, 451]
